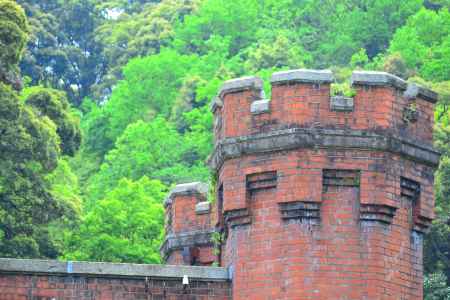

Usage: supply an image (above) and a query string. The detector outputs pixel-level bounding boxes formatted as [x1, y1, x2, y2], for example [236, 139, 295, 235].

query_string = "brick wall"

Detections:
[0, 69, 438, 300]
[0, 259, 231, 300]
[217, 148, 431, 299]
[208, 69, 438, 299]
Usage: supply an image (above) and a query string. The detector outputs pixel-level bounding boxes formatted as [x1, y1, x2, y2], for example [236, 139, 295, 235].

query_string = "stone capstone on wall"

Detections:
[351, 71, 437, 103]
[270, 69, 334, 84]
[0, 258, 231, 299]
[164, 182, 209, 208]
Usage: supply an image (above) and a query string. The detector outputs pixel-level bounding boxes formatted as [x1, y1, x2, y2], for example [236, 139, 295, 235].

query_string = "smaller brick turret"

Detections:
[161, 182, 217, 266]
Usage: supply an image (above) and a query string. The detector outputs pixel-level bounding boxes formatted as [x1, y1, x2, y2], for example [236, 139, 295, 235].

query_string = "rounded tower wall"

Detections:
[210, 69, 439, 299]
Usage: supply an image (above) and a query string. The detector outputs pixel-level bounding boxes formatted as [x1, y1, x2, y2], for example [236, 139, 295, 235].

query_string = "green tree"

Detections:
[25, 87, 81, 156]
[86, 117, 208, 205]
[389, 8, 450, 81]
[45, 158, 82, 254]
[17, 0, 106, 105]
[0, 82, 61, 258]
[91, 0, 200, 100]
[424, 272, 450, 300]
[0, 0, 29, 89]
[63, 177, 166, 263]
[0, 0, 81, 258]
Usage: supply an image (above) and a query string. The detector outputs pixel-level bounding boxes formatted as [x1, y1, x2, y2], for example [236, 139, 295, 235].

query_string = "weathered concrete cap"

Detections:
[0, 258, 229, 281]
[195, 201, 211, 214]
[404, 82, 438, 103]
[251, 99, 270, 114]
[218, 76, 263, 99]
[351, 71, 407, 90]
[164, 182, 209, 207]
[330, 96, 354, 112]
[210, 96, 223, 113]
[271, 69, 334, 84]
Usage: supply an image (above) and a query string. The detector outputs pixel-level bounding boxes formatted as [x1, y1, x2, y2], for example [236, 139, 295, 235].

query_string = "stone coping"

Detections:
[209, 128, 440, 170]
[351, 71, 437, 103]
[271, 69, 334, 84]
[351, 70, 407, 90]
[0, 258, 229, 281]
[210, 96, 223, 113]
[250, 99, 270, 114]
[164, 182, 209, 208]
[215, 70, 437, 104]
[218, 76, 263, 99]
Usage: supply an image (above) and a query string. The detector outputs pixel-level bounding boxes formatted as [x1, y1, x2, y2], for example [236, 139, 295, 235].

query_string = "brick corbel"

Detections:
[224, 208, 251, 228]
[278, 201, 320, 224]
[360, 204, 397, 225]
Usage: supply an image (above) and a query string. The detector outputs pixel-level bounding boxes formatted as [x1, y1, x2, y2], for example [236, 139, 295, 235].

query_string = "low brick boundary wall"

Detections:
[0, 258, 231, 300]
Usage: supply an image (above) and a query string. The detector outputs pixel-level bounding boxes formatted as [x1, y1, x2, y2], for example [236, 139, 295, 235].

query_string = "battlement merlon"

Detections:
[351, 71, 438, 103]
[211, 68, 439, 147]
[162, 182, 217, 266]
[163, 182, 209, 208]
[270, 69, 334, 84]
[163, 182, 211, 235]
[218, 76, 264, 100]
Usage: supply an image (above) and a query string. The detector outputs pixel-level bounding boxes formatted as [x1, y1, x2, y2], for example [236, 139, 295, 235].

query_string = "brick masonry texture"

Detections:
[0, 69, 439, 300]
[164, 69, 439, 299]
[0, 273, 231, 300]
[0, 259, 231, 300]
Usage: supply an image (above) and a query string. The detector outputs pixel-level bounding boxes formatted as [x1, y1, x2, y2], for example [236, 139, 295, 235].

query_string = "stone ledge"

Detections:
[161, 230, 217, 259]
[224, 208, 251, 228]
[218, 76, 263, 99]
[209, 128, 440, 170]
[251, 99, 270, 114]
[351, 71, 407, 90]
[0, 258, 229, 281]
[271, 69, 334, 84]
[164, 182, 208, 208]
[195, 201, 211, 214]
[330, 96, 354, 112]
[414, 215, 433, 234]
[210, 96, 223, 113]
[404, 82, 438, 103]
[351, 71, 437, 103]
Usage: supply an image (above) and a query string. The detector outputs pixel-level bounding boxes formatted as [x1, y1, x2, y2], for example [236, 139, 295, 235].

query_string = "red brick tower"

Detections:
[163, 69, 439, 300]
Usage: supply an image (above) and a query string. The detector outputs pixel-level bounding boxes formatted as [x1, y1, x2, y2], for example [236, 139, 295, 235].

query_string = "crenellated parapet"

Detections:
[212, 69, 437, 145]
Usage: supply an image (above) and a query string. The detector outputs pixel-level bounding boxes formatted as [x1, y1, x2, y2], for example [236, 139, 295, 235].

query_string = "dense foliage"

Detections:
[63, 177, 165, 263]
[1, 0, 449, 295]
[0, 0, 80, 258]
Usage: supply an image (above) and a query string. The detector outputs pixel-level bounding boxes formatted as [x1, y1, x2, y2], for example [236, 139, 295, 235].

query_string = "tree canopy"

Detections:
[0, 0, 80, 258]
[0, 0, 449, 294]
